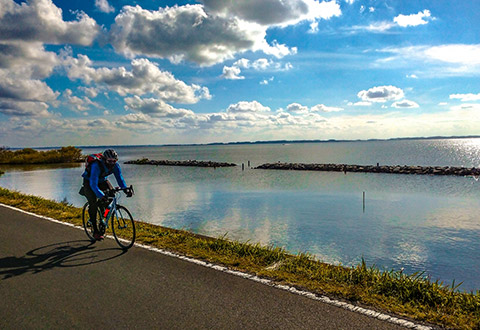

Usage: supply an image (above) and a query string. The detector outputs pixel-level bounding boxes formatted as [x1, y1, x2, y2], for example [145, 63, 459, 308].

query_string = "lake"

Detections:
[1, 138, 480, 292]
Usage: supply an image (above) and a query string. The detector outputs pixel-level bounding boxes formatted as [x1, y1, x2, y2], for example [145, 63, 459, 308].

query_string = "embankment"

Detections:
[255, 162, 480, 176]
[125, 158, 237, 168]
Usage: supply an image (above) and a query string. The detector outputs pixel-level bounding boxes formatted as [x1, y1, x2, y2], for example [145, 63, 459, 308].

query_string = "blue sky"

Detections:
[1, 0, 480, 147]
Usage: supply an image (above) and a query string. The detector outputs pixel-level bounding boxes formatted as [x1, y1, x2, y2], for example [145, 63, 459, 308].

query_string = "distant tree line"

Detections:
[0, 146, 84, 164]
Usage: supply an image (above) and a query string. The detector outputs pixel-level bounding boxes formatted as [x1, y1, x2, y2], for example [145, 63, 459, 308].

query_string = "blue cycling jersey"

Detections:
[82, 160, 127, 198]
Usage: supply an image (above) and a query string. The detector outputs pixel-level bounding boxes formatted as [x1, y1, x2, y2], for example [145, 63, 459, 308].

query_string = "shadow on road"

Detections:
[0, 240, 127, 279]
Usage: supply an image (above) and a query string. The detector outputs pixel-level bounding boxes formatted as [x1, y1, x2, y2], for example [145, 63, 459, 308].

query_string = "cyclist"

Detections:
[81, 149, 132, 240]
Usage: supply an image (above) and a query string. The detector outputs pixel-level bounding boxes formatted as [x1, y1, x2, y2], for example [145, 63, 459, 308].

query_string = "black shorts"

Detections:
[80, 179, 113, 198]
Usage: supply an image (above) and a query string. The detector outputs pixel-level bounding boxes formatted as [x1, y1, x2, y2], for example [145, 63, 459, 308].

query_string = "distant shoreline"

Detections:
[9, 134, 480, 150]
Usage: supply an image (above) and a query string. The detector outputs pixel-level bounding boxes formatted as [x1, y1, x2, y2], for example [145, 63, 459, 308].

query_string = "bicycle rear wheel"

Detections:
[82, 202, 102, 241]
[111, 205, 136, 250]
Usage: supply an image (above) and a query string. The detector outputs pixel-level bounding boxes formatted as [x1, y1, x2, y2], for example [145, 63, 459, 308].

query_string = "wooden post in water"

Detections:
[248, 160, 250, 167]
[242, 163, 245, 171]
[363, 191, 365, 213]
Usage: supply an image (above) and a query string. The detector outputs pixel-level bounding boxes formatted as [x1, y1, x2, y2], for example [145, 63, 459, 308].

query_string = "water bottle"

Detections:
[103, 200, 113, 218]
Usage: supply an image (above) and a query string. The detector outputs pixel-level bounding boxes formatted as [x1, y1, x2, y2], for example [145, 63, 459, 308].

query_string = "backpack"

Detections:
[85, 153, 103, 173]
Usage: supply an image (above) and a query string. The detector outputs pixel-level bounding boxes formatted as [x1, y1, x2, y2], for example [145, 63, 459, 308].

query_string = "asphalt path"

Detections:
[0, 204, 408, 329]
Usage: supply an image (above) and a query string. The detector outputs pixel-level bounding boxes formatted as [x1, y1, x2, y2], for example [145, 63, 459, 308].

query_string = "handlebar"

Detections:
[112, 185, 134, 196]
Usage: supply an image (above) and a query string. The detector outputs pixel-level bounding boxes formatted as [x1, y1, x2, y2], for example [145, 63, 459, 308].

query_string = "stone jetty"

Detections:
[125, 158, 237, 168]
[255, 162, 480, 176]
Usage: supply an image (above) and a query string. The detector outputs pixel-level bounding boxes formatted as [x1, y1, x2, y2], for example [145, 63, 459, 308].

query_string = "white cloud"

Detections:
[252, 58, 270, 70]
[124, 95, 195, 118]
[424, 45, 480, 65]
[349, 101, 372, 106]
[0, 42, 58, 79]
[0, 0, 101, 119]
[39, 118, 116, 135]
[0, 99, 50, 117]
[6, 97, 480, 145]
[450, 93, 480, 102]
[244, 57, 293, 71]
[222, 65, 244, 80]
[78, 86, 99, 98]
[261, 40, 298, 58]
[357, 85, 404, 103]
[391, 100, 419, 108]
[109, 4, 296, 66]
[377, 44, 480, 76]
[394, 10, 433, 27]
[349, 9, 434, 34]
[221, 57, 292, 80]
[63, 56, 211, 104]
[349, 21, 396, 33]
[116, 113, 160, 131]
[449, 103, 480, 113]
[95, 0, 115, 14]
[8, 118, 43, 132]
[286, 102, 343, 114]
[287, 102, 309, 114]
[260, 77, 274, 85]
[0, 69, 57, 116]
[39, 103, 480, 143]
[345, 0, 355, 4]
[311, 104, 343, 112]
[226, 101, 271, 113]
[63, 89, 101, 112]
[406, 74, 418, 79]
[0, 71, 59, 103]
[234, 58, 250, 68]
[0, 42, 62, 118]
[0, 0, 99, 45]
[201, 0, 341, 27]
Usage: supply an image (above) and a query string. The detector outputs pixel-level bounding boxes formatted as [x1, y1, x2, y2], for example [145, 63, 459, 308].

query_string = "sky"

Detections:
[1, 0, 480, 147]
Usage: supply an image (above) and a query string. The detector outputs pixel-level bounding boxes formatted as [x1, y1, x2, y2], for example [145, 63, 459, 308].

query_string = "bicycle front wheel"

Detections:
[111, 205, 136, 250]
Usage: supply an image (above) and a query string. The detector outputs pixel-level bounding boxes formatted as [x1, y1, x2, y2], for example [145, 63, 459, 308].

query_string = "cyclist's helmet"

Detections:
[103, 149, 118, 168]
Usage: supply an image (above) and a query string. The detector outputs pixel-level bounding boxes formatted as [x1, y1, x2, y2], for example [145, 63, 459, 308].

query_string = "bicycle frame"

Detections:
[100, 186, 128, 230]
[100, 195, 117, 230]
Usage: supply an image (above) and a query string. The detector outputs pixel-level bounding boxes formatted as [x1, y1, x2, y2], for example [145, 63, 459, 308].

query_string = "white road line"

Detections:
[0, 202, 432, 330]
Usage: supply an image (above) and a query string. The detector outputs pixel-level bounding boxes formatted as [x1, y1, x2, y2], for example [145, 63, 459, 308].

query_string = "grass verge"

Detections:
[0, 187, 478, 329]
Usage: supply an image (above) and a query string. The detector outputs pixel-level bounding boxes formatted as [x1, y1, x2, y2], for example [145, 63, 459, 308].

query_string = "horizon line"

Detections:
[10, 134, 480, 150]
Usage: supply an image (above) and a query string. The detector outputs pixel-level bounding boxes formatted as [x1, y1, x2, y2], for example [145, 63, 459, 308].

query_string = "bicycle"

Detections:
[82, 185, 136, 250]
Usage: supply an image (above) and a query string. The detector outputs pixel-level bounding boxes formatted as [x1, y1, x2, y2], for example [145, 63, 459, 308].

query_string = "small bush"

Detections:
[0, 146, 83, 164]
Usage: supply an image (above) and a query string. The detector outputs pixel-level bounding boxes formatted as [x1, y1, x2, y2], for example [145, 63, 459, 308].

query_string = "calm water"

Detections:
[1, 139, 480, 292]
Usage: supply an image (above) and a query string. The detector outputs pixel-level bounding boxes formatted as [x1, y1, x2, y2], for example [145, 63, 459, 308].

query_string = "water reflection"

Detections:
[0, 163, 81, 173]
[0, 164, 85, 205]
[424, 201, 480, 231]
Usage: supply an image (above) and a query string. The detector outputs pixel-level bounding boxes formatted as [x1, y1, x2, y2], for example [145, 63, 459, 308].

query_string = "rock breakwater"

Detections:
[255, 162, 480, 176]
[125, 158, 237, 168]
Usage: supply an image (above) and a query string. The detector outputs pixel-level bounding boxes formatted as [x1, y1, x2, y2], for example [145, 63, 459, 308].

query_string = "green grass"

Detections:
[0, 146, 83, 164]
[0, 186, 478, 329]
